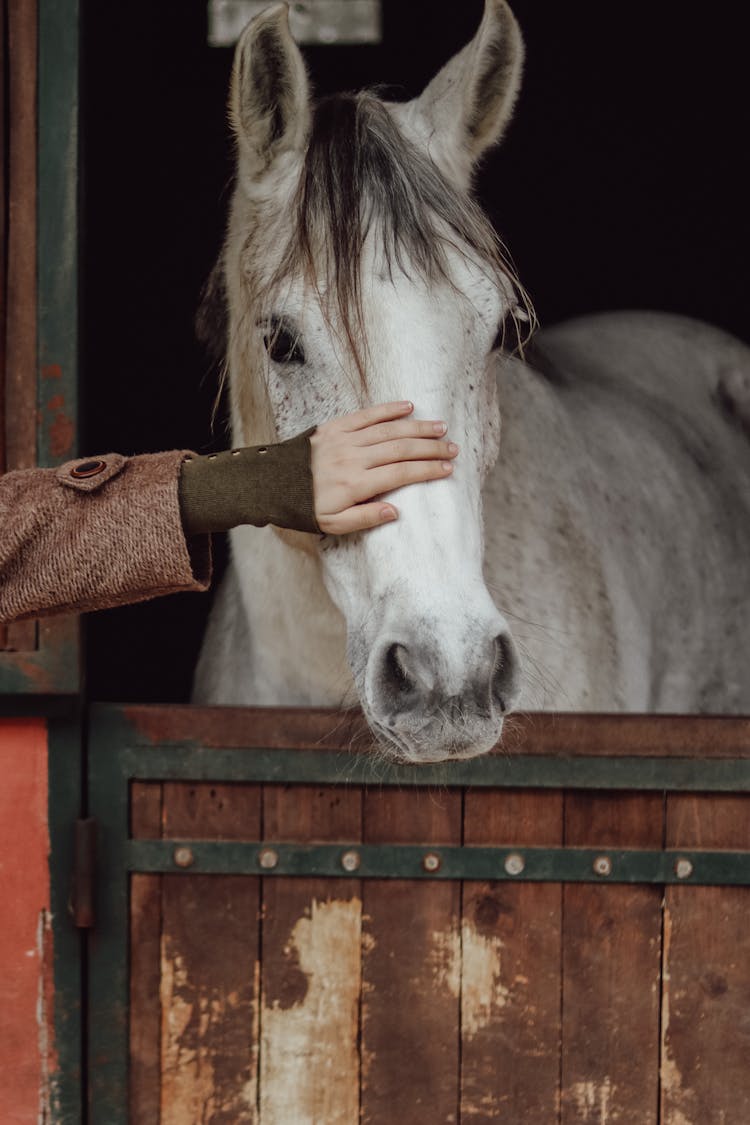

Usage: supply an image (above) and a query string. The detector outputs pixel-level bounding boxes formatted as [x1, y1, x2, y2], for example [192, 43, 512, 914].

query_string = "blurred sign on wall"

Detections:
[208, 0, 382, 46]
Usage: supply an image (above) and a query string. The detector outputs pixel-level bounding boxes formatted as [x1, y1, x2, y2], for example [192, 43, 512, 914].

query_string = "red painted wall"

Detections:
[0, 719, 53, 1123]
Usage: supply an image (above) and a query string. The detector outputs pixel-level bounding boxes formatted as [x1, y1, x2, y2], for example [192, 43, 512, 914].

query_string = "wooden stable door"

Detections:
[86, 705, 750, 1124]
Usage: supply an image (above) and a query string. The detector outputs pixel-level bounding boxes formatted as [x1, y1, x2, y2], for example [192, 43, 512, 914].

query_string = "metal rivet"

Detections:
[504, 852, 525, 876]
[593, 855, 612, 877]
[258, 848, 279, 870]
[340, 850, 361, 872]
[422, 852, 441, 873]
[675, 857, 694, 880]
[173, 846, 194, 869]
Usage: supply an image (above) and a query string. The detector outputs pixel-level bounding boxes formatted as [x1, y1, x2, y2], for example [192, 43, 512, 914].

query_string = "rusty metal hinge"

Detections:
[73, 817, 97, 929]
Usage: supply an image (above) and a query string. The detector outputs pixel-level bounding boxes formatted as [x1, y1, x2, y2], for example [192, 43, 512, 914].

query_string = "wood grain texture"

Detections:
[361, 787, 462, 1125]
[2, 0, 37, 653]
[1, 0, 7, 478]
[259, 784, 362, 1124]
[122, 705, 750, 758]
[561, 793, 663, 1124]
[160, 783, 261, 1125]
[461, 790, 564, 1122]
[661, 795, 750, 1125]
[5, 0, 37, 473]
[130, 782, 163, 1124]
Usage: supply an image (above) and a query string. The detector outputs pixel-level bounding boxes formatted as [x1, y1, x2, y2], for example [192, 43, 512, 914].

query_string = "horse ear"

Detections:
[408, 0, 524, 184]
[230, 3, 311, 180]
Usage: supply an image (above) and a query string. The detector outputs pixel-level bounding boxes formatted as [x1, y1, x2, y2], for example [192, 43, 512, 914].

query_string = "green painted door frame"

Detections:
[1, 2, 83, 1120]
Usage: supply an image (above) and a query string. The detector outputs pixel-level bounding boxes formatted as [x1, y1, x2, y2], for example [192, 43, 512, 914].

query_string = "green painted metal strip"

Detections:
[126, 840, 750, 887]
[87, 728, 130, 1124]
[47, 718, 83, 1125]
[117, 745, 750, 792]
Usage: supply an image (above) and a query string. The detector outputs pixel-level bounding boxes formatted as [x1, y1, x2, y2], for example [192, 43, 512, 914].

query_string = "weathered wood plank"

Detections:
[121, 705, 750, 758]
[461, 790, 564, 1122]
[259, 784, 362, 1125]
[2, 0, 37, 654]
[5, 0, 36, 473]
[0, 0, 5, 653]
[661, 794, 750, 1124]
[561, 793, 663, 1124]
[130, 782, 163, 1124]
[361, 787, 462, 1125]
[1, 0, 7, 479]
[160, 783, 261, 1125]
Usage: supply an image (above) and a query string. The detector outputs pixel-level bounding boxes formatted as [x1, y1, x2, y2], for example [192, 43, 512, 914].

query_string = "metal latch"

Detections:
[208, 0, 382, 47]
[73, 818, 97, 929]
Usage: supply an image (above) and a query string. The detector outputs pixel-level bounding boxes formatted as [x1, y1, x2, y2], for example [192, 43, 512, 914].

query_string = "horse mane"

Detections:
[198, 90, 533, 374]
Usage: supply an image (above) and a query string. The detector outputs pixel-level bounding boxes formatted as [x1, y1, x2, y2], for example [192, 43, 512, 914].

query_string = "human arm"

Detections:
[0, 403, 457, 623]
[179, 401, 458, 536]
[0, 449, 210, 623]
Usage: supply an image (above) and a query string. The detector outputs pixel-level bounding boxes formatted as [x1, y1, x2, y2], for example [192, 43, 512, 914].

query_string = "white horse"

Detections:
[194, 0, 750, 762]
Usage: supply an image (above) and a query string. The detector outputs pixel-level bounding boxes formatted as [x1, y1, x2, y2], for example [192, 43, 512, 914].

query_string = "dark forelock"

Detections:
[272, 92, 524, 372]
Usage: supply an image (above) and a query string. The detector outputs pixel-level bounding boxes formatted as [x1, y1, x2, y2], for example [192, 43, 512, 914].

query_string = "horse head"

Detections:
[217, 0, 530, 761]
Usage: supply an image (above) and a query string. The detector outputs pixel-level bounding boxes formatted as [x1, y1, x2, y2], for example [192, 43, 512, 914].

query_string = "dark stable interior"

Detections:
[82, 0, 749, 703]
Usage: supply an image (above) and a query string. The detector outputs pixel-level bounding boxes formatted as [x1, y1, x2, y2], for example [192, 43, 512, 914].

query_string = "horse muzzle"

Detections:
[361, 626, 522, 762]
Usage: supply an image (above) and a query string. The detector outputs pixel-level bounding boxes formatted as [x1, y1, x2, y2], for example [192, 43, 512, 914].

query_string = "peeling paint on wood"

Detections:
[157, 782, 262, 1125]
[460, 790, 563, 1122]
[160, 937, 259, 1124]
[38, 905, 59, 1123]
[47, 405, 74, 459]
[562, 793, 662, 1124]
[430, 922, 510, 1039]
[0, 720, 55, 1124]
[662, 795, 750, 1124]
[569, 1077, 615, 1123]
[660, 908, 696, 1125]
[461, 922, 511, 1037]
[361, 787, 461, 1124]
[260, 897, 361, 1125]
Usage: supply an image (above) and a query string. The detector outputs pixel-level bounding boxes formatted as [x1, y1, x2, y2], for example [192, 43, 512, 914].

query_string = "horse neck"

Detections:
[229, 524, 353, 706]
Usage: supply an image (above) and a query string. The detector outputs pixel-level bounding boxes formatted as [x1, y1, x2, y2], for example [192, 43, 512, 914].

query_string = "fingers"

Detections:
[352, 458, 455, 502]
[355, 418, 449, 445]
[318, 502, 398, 536]
[315, 403, 451, 444]
[311, 402, 460, 535]
[340, 401, 414, 432]
[365, 437, 458, 468]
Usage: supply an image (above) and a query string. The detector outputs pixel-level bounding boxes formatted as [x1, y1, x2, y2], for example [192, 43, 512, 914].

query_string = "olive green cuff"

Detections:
[178, 428, 319, 536]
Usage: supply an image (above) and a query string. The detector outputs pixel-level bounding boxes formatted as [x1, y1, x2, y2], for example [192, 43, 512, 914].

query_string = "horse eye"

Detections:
[263, 319, 305, 365]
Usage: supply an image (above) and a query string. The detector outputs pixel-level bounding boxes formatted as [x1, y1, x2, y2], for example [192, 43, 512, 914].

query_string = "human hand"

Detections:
[309, 401, 459, 535]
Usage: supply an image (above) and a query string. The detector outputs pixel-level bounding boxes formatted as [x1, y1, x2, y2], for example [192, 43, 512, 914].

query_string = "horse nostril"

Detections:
[385, 642, 413, 695]
[492, 632, 519, 713]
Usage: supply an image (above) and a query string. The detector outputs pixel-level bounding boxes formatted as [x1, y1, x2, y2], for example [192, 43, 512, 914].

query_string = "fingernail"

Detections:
[382, 505, 398, 521]
[433, 422, 447, 434]
[399, 401, 413, 411]
[442, 461, 454, 472]
[448, 442, 459, 454]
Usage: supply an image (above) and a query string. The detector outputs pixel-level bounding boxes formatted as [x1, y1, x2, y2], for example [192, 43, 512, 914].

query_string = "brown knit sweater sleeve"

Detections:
[0, 450, 211, 624]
